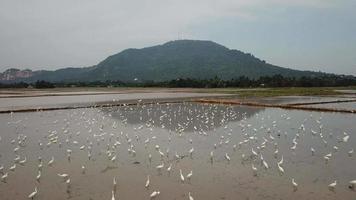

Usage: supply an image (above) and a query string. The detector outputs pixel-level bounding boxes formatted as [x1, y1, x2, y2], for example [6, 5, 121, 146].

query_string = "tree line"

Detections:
[0, 74, 355, 88]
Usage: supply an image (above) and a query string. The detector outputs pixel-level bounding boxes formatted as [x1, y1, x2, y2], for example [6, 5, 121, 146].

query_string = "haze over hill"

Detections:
[0, 40, 344, 83]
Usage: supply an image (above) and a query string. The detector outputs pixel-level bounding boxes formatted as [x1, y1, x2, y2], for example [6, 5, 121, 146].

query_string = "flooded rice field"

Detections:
[0, 102, 355, 200]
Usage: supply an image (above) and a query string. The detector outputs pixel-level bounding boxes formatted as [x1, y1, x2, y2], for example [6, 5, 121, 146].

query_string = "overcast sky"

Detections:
[0, 0, 355, 75]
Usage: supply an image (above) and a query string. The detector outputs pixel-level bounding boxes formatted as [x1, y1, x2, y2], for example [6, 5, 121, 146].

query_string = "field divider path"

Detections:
[285, 99, 356, 106]
[194, 99, 356, 114]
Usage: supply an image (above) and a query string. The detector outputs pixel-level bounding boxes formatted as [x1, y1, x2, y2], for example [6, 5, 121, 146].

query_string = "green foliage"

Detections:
[34, 80, 55, 88]
[0, 74, 355, 90]
[0, 81, 29, 88]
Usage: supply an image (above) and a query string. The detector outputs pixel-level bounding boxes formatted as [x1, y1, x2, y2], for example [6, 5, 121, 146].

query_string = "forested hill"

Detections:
[1, 40, 336, 83]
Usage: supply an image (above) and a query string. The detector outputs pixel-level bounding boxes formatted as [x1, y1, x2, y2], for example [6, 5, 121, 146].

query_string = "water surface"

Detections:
[0, 102, 355, 200]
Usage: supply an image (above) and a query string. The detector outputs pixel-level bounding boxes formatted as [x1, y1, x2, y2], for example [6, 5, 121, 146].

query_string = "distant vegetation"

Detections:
[1, 74, 355, 89]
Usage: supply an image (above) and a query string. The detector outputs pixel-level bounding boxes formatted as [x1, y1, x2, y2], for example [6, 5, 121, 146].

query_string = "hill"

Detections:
[0, 40, 332, 83]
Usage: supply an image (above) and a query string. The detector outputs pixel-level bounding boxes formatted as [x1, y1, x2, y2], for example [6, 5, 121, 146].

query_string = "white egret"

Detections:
[186, 171, 193, 182]
[150, 191, 160, 199]
[167, 164, 172, 174]
[328, 180, 337, 191]
[349, 180, 356, 190]
[251, 148, 258, 157]
[292, 178, 298, 191]
[263, 160, 269, 170]
[145, 175, 150, 189]
[19, 157, 27, 165]
[58, 173, 69, 180]
[48, 156, 54, 166]
[189, 147, 194, 157]
[277, 163, 284, 175]
[333, 146, 338, 152]
[36, 171, 41, 182]
[311, 147, 315, 156]
[9, 163, 16, 171]
[188, 192, 194, 200]
[348, 149, 354, 157]
[252, 164, 258, 176]
[225, 153, 231, 162]
[158, 150, 164, 159]
[278, 156, 284, 166]
[156, 163, 164, 172]
[343, 135, 350, 143]
[113, 177, 117, 191]
[274, 149, 278, 158]
[111, 190, 116, 200]
[28, 187, 38, 199]
[38, 161, 43, 171]
[148, 154, 152, 162]
[66, 178, 71, 190]
[179, 169, 185, 183]
[1, 173, 8, 182]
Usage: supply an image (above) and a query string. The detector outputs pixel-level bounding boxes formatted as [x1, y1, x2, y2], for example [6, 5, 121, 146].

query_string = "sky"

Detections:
[0, 0, 355, 75]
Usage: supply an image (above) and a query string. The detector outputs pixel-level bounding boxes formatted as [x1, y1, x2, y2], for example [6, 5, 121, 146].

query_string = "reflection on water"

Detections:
[0, 102, 355, 200]
[107, 102, 263, 132]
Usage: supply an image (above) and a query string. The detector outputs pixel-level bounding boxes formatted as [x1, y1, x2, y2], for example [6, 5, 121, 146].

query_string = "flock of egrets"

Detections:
[0, 102, 355, 199]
